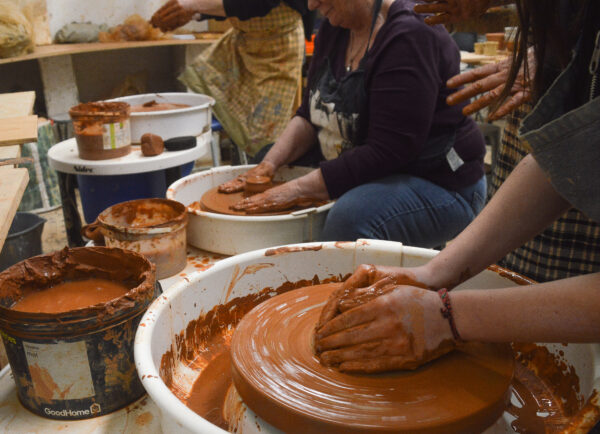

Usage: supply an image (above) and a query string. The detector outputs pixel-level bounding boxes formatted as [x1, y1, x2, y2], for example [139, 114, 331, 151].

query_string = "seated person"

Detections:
[220, 0, 486, 248]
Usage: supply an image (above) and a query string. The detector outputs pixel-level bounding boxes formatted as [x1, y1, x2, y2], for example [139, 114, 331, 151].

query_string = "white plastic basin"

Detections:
[108, 92, 215, 143]
[134, 240, 600, 433]
[166, 165, 334, 255]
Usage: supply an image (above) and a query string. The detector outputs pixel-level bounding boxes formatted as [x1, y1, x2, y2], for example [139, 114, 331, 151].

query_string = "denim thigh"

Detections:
[320, 174, 486, 247]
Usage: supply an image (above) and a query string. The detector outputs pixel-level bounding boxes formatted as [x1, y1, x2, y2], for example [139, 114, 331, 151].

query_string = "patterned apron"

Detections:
[180, 3, 304, 157]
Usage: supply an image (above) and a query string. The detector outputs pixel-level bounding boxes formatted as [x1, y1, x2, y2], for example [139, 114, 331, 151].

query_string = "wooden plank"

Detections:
[0, 38, 219, 66]
[0, 115, 38, 146]
[0, 168, 29, 252]
[0, 91, 35, 119]
[0, 145, 20, 160]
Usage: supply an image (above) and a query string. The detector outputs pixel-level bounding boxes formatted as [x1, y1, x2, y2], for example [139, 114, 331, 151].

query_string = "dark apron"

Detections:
[520, 12, 600, 223]
[308, 0, 462, 173]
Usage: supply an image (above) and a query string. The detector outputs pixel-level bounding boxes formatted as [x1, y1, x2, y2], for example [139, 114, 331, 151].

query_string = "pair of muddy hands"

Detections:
[217, 162, 326, 214]
[151, 0, 196, 31]
[313, 265, 457, 374]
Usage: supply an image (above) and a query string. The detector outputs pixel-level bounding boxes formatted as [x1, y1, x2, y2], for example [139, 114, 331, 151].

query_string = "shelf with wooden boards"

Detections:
[0, 91, 35, 252]
[0, 37, 221, 66]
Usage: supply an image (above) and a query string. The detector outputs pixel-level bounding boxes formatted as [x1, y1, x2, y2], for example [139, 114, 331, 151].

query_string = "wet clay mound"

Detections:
[231, 283, 515, 434]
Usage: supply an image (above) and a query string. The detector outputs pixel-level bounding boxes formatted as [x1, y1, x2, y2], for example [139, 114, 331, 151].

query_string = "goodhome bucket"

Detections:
[0, 247, 156, 420]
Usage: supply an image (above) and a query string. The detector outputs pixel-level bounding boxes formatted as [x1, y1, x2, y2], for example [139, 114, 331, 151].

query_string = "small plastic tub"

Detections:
[69, 102, 132, 160]
[82, 198, 188, 279]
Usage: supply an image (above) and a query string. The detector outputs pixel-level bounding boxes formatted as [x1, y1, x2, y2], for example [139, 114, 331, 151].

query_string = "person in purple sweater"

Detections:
[220, 0, 486, 247]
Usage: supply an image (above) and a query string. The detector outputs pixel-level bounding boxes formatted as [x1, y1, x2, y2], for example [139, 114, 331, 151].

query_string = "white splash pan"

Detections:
[134, 239, 600, 433]
[166, 165, 334, 255]
[108, 92, 215, 143]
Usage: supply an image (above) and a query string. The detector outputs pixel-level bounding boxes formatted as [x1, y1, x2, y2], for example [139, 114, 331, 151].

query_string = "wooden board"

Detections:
[0, 168, 29, 252]
[0, 145, 21, 160]
[460, 51, 508, 66]
[0, 91, 35, 119]
[0, 39, 219, 66]
[0, 115, 38, 146]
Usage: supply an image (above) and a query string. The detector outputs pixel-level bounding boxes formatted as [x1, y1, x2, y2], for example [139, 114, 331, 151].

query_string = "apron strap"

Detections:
[364, 0, 384, 57]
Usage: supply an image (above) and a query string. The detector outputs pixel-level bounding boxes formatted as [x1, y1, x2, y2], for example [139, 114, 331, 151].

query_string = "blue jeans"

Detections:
[320, 174, 487, 247]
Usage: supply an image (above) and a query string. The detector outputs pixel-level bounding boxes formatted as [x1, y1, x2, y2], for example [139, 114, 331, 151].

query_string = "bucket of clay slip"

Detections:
[69, 102, 132, 160]
[0, 247, 157, 420]
[82, 198, 188, 279]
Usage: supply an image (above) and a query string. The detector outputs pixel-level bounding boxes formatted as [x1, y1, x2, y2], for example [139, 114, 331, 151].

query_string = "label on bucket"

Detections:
[24, 341, 95, 400]
[101, 119, 131, 150]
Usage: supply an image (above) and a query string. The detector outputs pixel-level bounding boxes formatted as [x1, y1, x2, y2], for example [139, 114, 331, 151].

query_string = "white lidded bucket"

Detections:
[166, 165, 334, 255]
[107, 93, 215, 143]
[134, 240, 600, 434]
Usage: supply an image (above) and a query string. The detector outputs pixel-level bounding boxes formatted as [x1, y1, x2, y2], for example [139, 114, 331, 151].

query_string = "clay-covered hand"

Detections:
[217, 161, 276, 194]
[316, 264, 430, 330]
[315, 285, 456, 373]
[151, 0, 195, 31]
[413, 0, 494, 26]
[446, 47, 534, 120]
[231, 179, 325, 214]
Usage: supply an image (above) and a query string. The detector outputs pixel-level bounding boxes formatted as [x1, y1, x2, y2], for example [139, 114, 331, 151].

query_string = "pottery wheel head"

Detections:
[231, 283, 514, 434]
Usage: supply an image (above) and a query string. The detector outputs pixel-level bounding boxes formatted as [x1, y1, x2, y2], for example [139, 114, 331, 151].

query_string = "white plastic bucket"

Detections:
[134, 240, 600, 433]
[167, 166, 334, 255]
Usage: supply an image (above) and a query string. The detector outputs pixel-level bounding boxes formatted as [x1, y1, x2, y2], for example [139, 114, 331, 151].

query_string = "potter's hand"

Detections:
[151, 0, 195, 31]
[231, 179, 325, 214]
[414, 0, 494, 25]
[316, 264, 430, 330]
[218, 161, 276, 194]
[446, 48, 534, 120]
[315, 285, 456, 373]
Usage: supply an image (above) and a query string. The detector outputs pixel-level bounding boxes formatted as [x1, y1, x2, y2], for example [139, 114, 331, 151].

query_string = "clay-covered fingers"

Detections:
[150, 0, 193, 31]
[488, 90, 531, 120]
[315, 285, 349, 330]
[446, 70, 506, 107]
[460, 85, 504, 116]
[218, 176, 246, 194]
[446, 62, 503, 89]
[338, 279, 396, 313]
[314, 302, 380, 343]
[318, 337, 409, 366]
[413, 2, 451, 15]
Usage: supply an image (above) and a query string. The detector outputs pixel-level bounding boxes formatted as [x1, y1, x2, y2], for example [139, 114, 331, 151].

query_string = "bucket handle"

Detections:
[81, 221, 104, 244]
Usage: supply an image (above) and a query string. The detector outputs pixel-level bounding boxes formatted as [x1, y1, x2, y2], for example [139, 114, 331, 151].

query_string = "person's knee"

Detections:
[320, 199, 374, 241]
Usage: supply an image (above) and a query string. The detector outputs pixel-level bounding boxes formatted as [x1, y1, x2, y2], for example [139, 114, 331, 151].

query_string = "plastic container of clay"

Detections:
[69, 102, 132, 160]
[134, 240, 600, 434]
[0, 247, 157, 420]
[82, 198, 188, 279]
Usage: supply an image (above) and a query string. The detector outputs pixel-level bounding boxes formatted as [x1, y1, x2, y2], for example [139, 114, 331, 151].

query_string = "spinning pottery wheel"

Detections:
[231, 283, 515, 434]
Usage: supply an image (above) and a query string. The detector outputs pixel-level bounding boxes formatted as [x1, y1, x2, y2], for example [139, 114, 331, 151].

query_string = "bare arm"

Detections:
[180, 0, 226, 16]
[454, 273, 600, 342]
[261, 116, 319, 169]
[422, 154, 570, 289]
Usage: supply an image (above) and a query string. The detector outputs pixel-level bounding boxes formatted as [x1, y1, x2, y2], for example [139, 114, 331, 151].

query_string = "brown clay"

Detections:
[231, 283, 514, 433]
[12, 278, 129, 314]
[130, 100, 190, 112]
[192, 185, 288, 216]
[244, 175, 272, 195]
[0, 247, 155, 329]
[141, 133, 164, 156]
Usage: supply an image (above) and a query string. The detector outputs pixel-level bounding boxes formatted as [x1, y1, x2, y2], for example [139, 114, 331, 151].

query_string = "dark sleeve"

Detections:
[222, 0, 281, 20]
[320, 25, 443, 198]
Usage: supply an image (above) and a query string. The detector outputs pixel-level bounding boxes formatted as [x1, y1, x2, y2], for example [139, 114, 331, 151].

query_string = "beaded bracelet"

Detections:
[437, 288, 462, 342]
